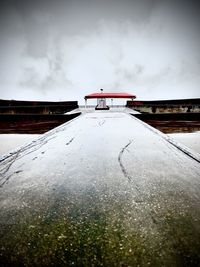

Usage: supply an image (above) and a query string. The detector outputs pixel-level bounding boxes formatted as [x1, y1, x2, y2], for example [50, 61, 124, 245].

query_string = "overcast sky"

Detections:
[0, 0, 200, 104]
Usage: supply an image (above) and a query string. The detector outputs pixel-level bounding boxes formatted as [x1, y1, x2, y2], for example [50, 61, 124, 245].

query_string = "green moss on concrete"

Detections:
[1, 208, 200, 267]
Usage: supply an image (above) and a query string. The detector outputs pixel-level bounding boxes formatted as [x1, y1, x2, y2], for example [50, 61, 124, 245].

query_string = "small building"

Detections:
[84, 92, 136, 110]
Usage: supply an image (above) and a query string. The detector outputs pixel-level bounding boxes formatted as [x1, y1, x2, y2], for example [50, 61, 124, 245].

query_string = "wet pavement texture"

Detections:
[0, 111, 200, 266]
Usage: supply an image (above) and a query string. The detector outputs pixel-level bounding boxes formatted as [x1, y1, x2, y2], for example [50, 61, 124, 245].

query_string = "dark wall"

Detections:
[132, 113, 200, 133]
[0, 99, 79, 114]
[127, 98, 200, 114]
[0, 99, 80, 133]
[0, 113, 81, 134]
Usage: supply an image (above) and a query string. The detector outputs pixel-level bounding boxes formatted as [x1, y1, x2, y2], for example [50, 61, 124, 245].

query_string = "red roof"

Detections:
[85, 92, 136, 99]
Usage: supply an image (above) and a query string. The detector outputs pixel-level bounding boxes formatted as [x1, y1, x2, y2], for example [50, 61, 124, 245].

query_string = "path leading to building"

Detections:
[0, 111, 200, 266]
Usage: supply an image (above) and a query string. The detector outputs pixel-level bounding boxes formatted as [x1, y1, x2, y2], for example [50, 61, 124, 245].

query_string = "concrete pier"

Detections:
[0, 111, 200, 266]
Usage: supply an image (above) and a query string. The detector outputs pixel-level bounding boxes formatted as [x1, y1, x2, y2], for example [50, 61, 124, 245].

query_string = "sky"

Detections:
[0, 0, 200, 104]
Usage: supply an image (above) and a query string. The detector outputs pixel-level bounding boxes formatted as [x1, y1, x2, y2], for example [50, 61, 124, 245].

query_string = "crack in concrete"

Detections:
[0, 136, 57, 188]
[0, 150, 21, 176]
[98, 120, 105, 126]
[66, 137, 74, 146]
[118, 140, 133, 182]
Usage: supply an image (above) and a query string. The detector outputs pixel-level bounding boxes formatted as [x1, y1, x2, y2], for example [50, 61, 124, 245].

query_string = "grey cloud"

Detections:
[0, 0, 200, 102]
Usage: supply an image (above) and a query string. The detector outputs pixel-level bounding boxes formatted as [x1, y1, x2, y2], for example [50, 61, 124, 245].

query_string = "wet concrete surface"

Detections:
[0, 111, 200, 266]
